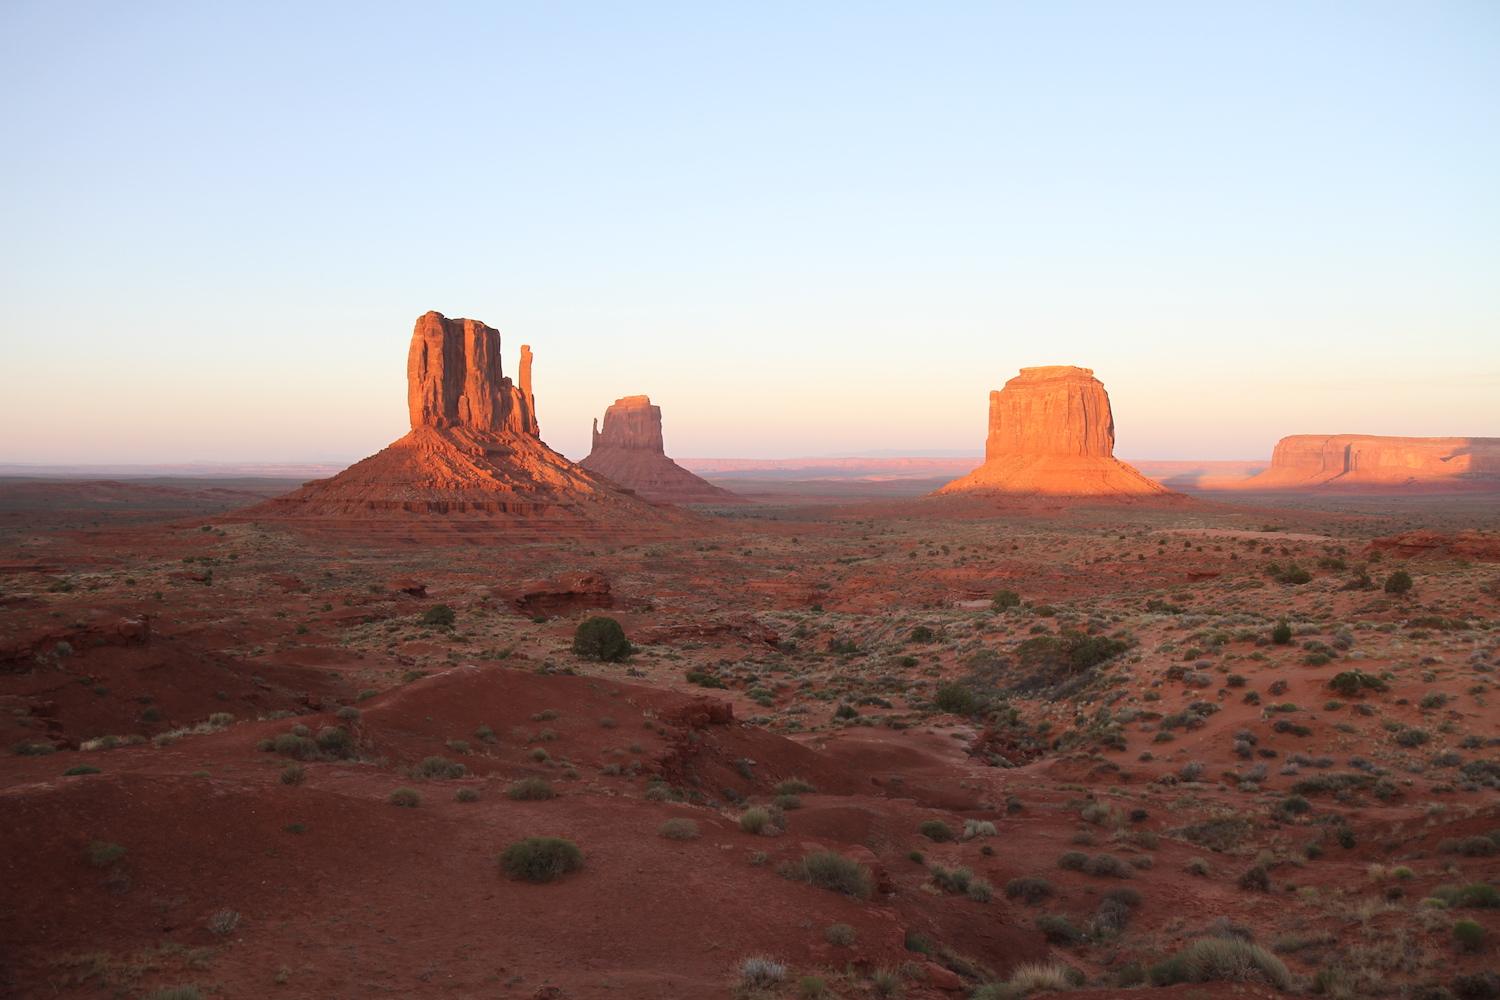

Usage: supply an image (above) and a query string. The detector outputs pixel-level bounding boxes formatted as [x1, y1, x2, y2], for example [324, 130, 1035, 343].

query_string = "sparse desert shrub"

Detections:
[824, 923, 857, 947]
[144, 986, 204, 1000]
[1005, 876, 1055, 905]
[412, 755, 466, 779]
[909, 625, 935, 643]
[206, 910, 241, 935]
[1057, 850, 1089, 871]
[934, 684, 981, 715]
[335, 705, 360, 722]
[1397, 728, 1432, 748]
[280, 762, 306, 786]
[598, 716, 616, 728]
[773, 793, 803, 810]
[1092, 896, 1132, 936]
[1385, 569, 1413, 595]
[798, 974, 827, 998]
[87, 841, 125, 867]
[63, 764, 101, 776]
[1180, 760, 1205, 781]
[506, 778, 555, 801]
[498, 837, 583, 882]
[1452, 971, 1500, 999]
[1453, 919, 1486, 951]
[967, 877, 994, 903]
[1237, 865, 1271, 891]
[964, 819, 997, 839]
[1281, 794, 1312, 815]
[1327, 669, 1388, 698]
[473, 724, 495, 743]
[785, 851, 871, 899]
[775, 778, 816, 795]
[739, 807, 775, 835]
[356, 688, 379, 702]
[1035, 913, 1084, 944]
[1130, 854, 1155, 870]
[920, 819, 955, 842]
[389, 787, 421, 807]
[974, 963, 1076, 999]
[1149, 937, 1291, 990]
[571, 616, 633, 662]
[1084, 853, 1132, 878]
[1105, 886, 1143, 907]
[1185, 856, 1211, 876]
[658, 818, 700, 839]
[448, 739, 469, 753]
[869, 966, 904, 996]
[454, 787, 480, 802]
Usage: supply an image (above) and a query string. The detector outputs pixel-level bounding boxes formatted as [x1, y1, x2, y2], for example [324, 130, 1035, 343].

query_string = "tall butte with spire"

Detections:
[936, 365, 1180, 499]
[580, 396, 748, 505]
[231, 312, 697, 537]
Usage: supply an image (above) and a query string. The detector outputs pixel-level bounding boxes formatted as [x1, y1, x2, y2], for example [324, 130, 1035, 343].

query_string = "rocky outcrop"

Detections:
[496, 571, 615, 616]
[936, 366, 1178, 498]
[229, 313, 699, 536]
[580, 396, 749, 505]
[1234, 435, 1500, 493]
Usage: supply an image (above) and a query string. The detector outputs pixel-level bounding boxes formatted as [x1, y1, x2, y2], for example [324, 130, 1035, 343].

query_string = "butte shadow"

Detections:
[223, 312, 708, 544]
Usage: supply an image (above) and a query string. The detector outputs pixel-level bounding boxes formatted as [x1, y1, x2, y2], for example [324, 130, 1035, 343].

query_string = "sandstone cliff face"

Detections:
[1235, 435, 1500, 493]
[580, 396, 748, 505]
[230, 313, 698, 536]
[936, 366, 1177, 499]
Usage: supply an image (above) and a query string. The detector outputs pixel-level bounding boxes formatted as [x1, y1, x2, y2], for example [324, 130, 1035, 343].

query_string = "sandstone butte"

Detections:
[579, 395, 749, 505]
[935, 365, 1182, 500]
[1233, 434, 1500, 493]
[228, 312, 698, 535]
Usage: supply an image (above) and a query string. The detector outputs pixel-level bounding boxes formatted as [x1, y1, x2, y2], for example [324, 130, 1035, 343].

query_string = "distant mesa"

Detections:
[580, 396, 749, 505]
[935, 366, 1181, 500]
[229, 312, 698, 535]
[1233, 435, 1500, 493]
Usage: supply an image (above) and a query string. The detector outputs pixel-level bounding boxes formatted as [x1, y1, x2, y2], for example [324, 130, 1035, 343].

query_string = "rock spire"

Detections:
[580, 396, 748, 505]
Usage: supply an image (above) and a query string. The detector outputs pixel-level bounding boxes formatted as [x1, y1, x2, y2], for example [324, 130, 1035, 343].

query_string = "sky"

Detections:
[1, 2, 1496, 464]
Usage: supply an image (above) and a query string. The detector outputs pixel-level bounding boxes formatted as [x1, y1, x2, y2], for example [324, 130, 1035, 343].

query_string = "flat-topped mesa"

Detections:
[937, 366, 1177, 499]
[1234, 434, 1500, 493]
[225, 312, 699, 535]
[580, 396, 749, 505]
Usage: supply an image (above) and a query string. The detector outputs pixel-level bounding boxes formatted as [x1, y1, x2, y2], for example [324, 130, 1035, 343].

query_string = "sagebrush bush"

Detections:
[1036, 913, 1083, 944]
[1005, 876, 1055, 905]
[389, 787, 421, 807]
[739, 807, 774, 835]
[773, 794, 803, 810]
[920, 819, 955, 842]
[1149, 937, 1291, 989]
[1453, 919, 1486, 951]
[412, 756, 466, 780]
[786, 851, 871, 899]
[455, 787, 480, 802]
[1083, 853, 1133, 878]
[824, 923, 857, 946]
[658, 818, 700, 839]
[1057, 850, 1089, 871]
[280, 762, 306, 786]
[498, 837, 583, 882]
[775, 778, 816, 795]
[506, 778, 555, 801]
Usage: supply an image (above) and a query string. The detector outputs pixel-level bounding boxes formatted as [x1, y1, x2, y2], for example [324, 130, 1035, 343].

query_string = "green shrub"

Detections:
[933, 684, 980, 715]
[1281, 794, 1312, 814]
[357, 688, 379, 702]
[1327, 669, 1388, 698]
[389, 787, 421, 807]
[571, 616, 633, 661]
[498, 837, 583, 882]
[909, 625, 935, 643]
[658, 818, 699, 839]
[1396, 728, 1431, 748]
[824, 923, 857, 946]
[991, 589, 1021, 609]
[786, 850, 871, 899]
[1084, 853, 1133, 878]
[908, 849, 925, 863]
[1453, 919, 1486, 951]
[739, 807, 774, 835]
[419, 604, 456, 627]
[413, 755, 466, 779]
[455, 787, 480, 802]
[775, 778, 816, 795]
[1270, 620, 1293, 644]
[920, 819, 955, 842]
[1005, 876, 1055, 904]
[86, 841, 125, 867]
[1035, 913, 1083, 944]
[280, 762, 306, 786]
[63, 764, 102, 776]
[798, 975, 827, 998]
[1105, 886, 1143, 907]
[1057, 850, 1089, 871]
[1384, 569, 1413, 595]
[1149, 937, 1291, 989]
[506, 778, 555, 801]
[773, 794, 803, 810]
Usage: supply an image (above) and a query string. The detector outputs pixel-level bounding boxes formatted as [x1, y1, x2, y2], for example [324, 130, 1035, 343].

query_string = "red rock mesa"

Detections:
[1234, 435, 1500, 493]
[580, 396, 748, 505]
[232, 313, 696, 534]
[936, 366, 1175, 498]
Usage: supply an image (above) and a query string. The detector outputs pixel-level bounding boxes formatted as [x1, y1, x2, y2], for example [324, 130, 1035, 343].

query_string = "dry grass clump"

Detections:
[658, 818, 700, 839]
[506, 778, 555, 800]
[1148, 937, 1291, 990]
[781, 851, 871, 899]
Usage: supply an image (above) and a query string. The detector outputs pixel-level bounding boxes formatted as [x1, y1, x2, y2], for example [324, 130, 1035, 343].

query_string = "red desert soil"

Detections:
[3, 327, 1499, 998]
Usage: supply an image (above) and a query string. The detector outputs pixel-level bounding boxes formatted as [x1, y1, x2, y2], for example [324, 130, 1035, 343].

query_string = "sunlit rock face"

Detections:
[936, 366, 1173, 498]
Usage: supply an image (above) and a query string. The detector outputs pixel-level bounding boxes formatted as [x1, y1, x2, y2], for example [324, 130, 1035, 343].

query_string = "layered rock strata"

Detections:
[232, 313, 696, 535]
[936, 366, 1176, 498]
[1235, 435, 1500, 493]
[580, 395, 748, 505]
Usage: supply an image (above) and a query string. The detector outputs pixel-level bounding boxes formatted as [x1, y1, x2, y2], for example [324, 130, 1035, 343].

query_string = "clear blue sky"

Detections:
[1, 2, 1495, 463]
